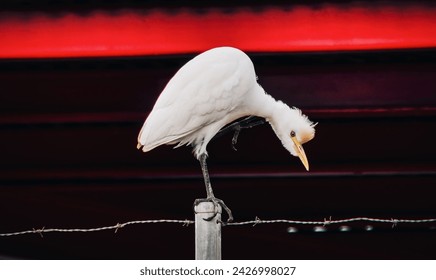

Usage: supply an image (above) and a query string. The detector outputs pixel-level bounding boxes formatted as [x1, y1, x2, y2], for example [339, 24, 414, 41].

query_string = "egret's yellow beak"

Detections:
[291, 136, 309, 171]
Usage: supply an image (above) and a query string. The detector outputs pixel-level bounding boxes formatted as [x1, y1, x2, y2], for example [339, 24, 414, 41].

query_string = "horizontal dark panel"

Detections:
[1, 171, 436, 215]
[1, 107, 436, 127]
[1, 50, 436, 116]
[0, 116, 435, 170]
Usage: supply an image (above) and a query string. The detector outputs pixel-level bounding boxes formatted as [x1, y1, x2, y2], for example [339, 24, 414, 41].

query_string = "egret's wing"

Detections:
[138, 48, 254, 151]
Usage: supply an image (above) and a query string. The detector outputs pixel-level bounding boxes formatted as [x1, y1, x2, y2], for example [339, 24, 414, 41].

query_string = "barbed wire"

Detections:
[226, 216, 436, 227]
[1, 216, 435, 237]
[0, 219, 194, 237]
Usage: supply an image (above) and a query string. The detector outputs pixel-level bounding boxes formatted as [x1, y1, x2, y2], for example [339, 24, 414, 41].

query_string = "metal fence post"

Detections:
[194, 202, 222, 260]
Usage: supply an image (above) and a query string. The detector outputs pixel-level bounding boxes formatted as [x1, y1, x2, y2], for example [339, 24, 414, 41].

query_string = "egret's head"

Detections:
[270, 106, 316, 171]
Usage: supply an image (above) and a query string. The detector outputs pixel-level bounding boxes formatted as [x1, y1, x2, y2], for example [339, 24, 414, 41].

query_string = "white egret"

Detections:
[137, 47, 316, 222]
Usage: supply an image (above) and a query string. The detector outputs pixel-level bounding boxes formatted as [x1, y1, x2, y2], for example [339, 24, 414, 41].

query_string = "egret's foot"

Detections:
[231, 126, 241, 151]
[194, 197, 234, 223]
[214, 116, 266, 151]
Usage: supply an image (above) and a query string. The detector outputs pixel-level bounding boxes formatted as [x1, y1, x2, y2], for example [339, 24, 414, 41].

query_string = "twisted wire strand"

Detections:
[1, 217, 435, 237]
[226, 217, 436, 227]
[0, 219, 194, 237]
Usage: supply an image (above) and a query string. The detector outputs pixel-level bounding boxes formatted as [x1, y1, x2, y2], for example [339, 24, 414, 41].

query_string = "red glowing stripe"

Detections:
[0, 4, 435, 59]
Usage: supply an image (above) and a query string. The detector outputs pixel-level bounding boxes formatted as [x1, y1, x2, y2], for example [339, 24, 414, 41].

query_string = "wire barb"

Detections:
[32, 227, 45, 238]
[182, 219, 191, 227]
[253, 216, 261, 227]
[323, 216, 332, 227]
[114, 223, 124, 233]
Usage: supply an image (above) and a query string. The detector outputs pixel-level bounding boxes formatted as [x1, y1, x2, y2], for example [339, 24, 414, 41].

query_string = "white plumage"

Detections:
[137, 46, 316, 222]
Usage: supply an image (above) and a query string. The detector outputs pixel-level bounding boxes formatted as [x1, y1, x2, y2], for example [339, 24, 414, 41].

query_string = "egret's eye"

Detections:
[290, 131, 296, 138]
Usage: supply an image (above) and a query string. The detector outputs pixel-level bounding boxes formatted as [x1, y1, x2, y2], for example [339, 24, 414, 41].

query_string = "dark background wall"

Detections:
[0, 1, 435, 259]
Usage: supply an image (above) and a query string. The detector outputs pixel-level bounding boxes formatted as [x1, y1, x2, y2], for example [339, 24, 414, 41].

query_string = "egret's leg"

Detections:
[214, 116, 266, 150]
[194, 153, 233, 222]
[200, 153, 215, 199]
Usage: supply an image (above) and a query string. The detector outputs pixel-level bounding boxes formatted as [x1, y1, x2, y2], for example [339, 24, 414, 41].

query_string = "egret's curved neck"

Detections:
[249, 83, 289, 122]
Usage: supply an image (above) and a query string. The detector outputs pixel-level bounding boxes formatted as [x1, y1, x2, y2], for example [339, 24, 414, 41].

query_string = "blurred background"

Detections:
[0, 0, 435, 259]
